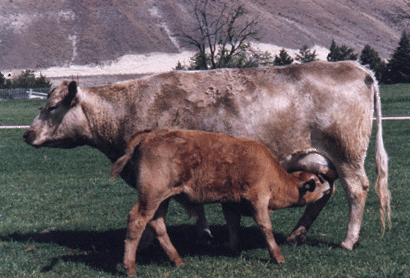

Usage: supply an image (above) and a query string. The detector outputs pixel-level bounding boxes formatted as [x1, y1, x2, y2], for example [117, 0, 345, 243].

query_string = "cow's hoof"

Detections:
[340, 241, 354, 250]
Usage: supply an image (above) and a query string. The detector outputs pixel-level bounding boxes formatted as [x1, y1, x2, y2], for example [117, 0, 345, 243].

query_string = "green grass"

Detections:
[0, 99, 45, 125]
[380, 83, 410, 116]
[1, 84, 410, 277]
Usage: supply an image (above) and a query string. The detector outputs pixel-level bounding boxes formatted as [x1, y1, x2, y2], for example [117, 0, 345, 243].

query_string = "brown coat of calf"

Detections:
[110, 129, 331, 276]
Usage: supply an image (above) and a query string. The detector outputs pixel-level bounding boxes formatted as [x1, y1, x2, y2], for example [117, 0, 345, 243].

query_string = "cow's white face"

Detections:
[23, 81, 91, 149]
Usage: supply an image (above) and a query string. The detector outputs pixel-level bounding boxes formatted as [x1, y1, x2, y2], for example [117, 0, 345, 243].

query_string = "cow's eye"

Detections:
[48, 105, 58, 112]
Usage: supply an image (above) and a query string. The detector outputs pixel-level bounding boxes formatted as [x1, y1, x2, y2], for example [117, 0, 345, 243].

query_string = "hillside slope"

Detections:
[1, 0, 409, 70]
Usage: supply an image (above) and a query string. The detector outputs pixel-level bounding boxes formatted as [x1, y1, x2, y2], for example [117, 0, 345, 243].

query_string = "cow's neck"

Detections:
[79, 90, 135, 162]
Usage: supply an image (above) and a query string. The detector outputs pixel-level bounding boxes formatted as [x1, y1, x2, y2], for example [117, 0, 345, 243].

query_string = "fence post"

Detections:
[29, 89, 33, 99]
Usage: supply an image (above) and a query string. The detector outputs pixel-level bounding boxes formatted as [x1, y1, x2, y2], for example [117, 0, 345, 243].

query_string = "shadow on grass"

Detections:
[1, 225, 339, 275]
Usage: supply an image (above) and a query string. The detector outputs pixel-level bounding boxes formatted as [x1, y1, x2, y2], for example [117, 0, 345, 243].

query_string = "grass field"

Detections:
[1, 84, 410, 277]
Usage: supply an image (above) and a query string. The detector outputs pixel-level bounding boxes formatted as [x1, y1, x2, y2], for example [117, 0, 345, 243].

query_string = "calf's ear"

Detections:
[63, 81, 78, 107]
[300, 177, 317, 192]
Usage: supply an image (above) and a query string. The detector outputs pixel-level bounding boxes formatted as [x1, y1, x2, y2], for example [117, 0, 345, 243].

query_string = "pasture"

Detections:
[1, 84, 410, 277]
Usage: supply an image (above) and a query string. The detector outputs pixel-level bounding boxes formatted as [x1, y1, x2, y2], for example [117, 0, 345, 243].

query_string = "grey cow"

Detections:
[23, 61, 389, 251]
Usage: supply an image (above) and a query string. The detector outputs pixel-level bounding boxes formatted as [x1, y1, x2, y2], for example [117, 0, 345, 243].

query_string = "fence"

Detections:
[0, 88, 49, 100]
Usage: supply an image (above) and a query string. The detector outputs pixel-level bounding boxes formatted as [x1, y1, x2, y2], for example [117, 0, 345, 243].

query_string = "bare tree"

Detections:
[176, 0, 261, 69]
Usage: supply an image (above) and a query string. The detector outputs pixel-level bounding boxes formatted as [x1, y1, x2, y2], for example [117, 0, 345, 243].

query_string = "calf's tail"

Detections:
[110, 130, 151, 179]
[373, 81, 391, 236]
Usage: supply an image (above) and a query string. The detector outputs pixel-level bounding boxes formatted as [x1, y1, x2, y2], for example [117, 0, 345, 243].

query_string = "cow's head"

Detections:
[23, 81, 91, 149]
[292, 171, 333, 206]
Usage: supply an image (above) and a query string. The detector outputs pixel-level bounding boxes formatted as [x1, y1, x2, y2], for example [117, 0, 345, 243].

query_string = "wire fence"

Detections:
[0, 88, 49, 100]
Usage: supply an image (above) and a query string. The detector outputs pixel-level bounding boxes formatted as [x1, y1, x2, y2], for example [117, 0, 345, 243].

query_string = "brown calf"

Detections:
[110, 129, 332, 276]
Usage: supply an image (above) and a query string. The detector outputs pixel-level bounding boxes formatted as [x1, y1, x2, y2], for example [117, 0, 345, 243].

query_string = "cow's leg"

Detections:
[222, 203, 242, 255]
[338, 165, 369, 250]
[192, 204, 213, 244]
[287, 180, 335, 246]
[148, 199, 183, 266]
[252, 204, 285, 263]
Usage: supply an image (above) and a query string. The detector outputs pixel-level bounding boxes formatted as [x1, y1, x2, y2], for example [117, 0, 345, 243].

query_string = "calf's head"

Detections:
[291, 171, 332, 206]
[23, 81, 90, 149]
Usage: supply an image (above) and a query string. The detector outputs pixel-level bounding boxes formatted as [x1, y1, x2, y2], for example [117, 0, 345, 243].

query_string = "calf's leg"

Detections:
[222, 203, 242, 256]
[124, 198, 166, 277]
[252, 204, 285, 263]
[148, 199, 183, 266]
[192, 204, 213, 244]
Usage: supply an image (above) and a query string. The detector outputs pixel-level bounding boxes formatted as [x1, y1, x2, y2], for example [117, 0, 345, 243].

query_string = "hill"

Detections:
[1, 0, 410, 72]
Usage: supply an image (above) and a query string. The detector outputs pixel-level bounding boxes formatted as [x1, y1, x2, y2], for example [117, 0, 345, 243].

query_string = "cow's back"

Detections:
[129, 61, 374, 165]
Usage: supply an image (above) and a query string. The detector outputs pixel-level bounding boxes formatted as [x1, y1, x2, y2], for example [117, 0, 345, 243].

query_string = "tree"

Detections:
[4, 70, 52, 89]
[384, 31, 410, 83]
[295, 45, 317, 63]
[274, 49, 294, 66]
[12, 70, 37, 88]
[176, 0, 262, 70]
[359, 44, 386, 82]
[327, 39, 358, 61]
[174, 60, 187, 70]
[223, 43, 273, 68]
[0, 72, 5, 89]
[35, 73, 52, 88]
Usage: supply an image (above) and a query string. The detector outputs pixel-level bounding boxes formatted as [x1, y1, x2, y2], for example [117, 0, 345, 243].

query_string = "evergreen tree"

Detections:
[2, 70, 52, 89]
[12, 70, 37, 88]
[274, 49, 294, 66]
[327, 39, 358, 61]
[295, 45, 317, 63]
[359, 45, 386, 82]
[327, 39, 339, 61]
[174, 60, 186, 70]
[35, 73, 52, 89]
[0, 72, 5, 89]
[385, 31, 410, 83]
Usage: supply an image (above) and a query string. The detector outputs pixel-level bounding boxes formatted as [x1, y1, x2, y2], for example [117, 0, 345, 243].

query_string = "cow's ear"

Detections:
[63, 81, 78, 106]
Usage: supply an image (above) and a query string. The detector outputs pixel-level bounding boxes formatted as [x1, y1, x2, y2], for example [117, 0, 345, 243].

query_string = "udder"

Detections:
[280, 149, 338, 181]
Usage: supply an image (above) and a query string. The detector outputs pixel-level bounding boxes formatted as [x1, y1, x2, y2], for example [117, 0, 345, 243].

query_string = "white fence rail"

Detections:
[0, 88, 48, 100]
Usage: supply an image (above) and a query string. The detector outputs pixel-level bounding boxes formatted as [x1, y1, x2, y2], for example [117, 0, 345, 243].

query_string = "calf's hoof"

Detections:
[286, 227, 307, 246]
[228, 246, 242, 257]
[123, 265, 136, 277]
[195, 228, 214, 246]
[272, 255, 285, 264]
[172, 258, 184, 266]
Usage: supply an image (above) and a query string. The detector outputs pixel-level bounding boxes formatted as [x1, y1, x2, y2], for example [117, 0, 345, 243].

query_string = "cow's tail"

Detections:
[373, 80, 391, 236]
[110, 130, 151, 180]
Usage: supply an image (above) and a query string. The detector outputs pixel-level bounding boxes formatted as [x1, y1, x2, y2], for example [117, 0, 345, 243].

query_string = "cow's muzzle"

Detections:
[23, 129, 36, 146]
